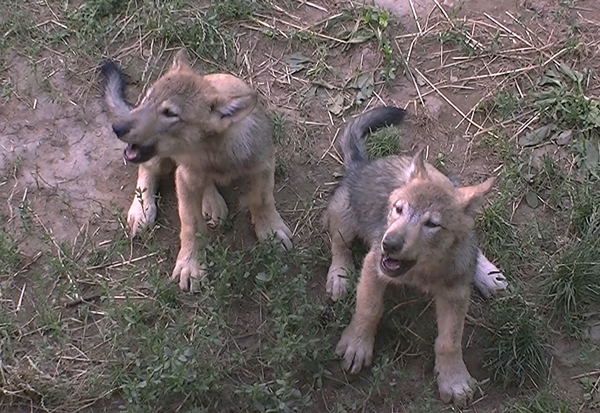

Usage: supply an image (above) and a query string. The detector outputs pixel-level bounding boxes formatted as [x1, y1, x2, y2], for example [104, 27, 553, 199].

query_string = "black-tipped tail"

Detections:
[340, 106, 405, 170]
[100, 61, 131, 116]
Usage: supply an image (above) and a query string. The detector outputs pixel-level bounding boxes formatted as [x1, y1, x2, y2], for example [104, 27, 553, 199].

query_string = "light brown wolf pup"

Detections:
[101, 50, 292, 292]
[324, 107, 501, 405]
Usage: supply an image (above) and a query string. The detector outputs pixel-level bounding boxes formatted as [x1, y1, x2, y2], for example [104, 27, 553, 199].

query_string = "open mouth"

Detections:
[123, 143, 156, 164]
[380, 255, 416, 278]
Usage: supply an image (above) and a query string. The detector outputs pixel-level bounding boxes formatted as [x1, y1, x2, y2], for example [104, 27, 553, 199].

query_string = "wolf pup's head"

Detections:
[108, 49, 258, 164]
[379, 150, 494, 279]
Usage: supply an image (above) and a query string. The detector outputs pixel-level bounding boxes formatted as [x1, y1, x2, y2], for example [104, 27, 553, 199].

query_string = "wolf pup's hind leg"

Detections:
[202, 183, 228, 228]
[474, 251, 508, 298]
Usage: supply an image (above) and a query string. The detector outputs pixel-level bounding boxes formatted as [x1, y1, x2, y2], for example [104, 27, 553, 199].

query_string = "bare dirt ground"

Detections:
[1, 0, 600, 412]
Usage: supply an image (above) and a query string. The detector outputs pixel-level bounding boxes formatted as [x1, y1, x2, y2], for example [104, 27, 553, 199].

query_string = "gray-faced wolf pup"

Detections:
[101, 49, 292, 292]
[324, 106, 507, 405]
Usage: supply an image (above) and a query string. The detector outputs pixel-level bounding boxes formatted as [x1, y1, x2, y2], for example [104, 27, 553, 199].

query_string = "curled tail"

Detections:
[100, 61, 132, 116]
[340, 106, 406, 171]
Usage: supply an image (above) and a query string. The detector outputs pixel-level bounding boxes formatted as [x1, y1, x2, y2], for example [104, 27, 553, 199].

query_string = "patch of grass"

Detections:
[478, 196, 526, 278]
[306, 45, 333, 80]
[272, 111, 287, 146]
[96, 239, 341, 412]
[113, 308, 226, 411]
[482, 89, 521, 122]
[211, 0, 263, 21]
[484, 294, 550, 388]
[366, 125, 401, 159]
[503, 390, 570, 413]
[334, 6, 390, 46]
[543, 213, 600, 334]
[439, 21, 480, 56]
[0, 221, 21, 278]
[65, 0, 128, 41]
[534, 65, 598, 134]
[85, 241, 130, 269]
[531, 64, 600, 175]
[0, 308, 19, 340]
[273, 112, 293, 178]
[3, 0, 236, 77]
[405, 387, 440, 413]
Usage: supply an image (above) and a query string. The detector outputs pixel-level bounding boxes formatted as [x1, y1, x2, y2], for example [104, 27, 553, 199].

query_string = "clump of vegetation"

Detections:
[484, 294, 550, 388]
[366, 125, 402, 159]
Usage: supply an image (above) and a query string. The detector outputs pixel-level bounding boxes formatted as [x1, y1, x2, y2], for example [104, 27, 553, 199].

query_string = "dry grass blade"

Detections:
[412, 66, 484, 131]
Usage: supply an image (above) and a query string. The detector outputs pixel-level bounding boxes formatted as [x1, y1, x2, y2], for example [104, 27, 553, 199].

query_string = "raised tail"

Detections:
[100, 61, 131, 116]
[340, 106, 406, 171]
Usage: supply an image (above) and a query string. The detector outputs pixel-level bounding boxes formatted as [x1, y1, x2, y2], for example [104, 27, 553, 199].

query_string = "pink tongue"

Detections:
[384, 258, 401, 270]
[124, 145, 138, 161]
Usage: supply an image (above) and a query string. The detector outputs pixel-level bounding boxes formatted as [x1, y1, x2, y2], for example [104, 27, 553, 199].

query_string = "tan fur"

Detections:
[329, 149, 494, 406]
[106, 50, 292, 292]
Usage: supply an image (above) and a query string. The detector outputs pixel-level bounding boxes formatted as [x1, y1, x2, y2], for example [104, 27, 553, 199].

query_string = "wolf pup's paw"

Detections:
[326, 266, 352, 302]
[127, 198, 157, 236]
[171, 255, 206, 293]
[335, 323, 375, 374]
[202, 185, 228, 228]
[474, 254, 508, 298]
[255, 215, 293, 250]
[436, 366, 477, 406]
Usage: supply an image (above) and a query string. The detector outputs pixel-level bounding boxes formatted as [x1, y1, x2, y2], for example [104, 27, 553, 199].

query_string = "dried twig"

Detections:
[412, 66, 484, 132]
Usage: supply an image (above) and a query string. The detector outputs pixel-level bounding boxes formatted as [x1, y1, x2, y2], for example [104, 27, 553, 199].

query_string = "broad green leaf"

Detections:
[255, 271, 272, 282]
[553, 130, 573, 146]
[347, 32, 375, 44]
[284, 52, 311, 73]
[558, 62, 580, 83]
[518, 124, 554, 147]
[326, 93, 345, 115]
[525, 191, 539, 209]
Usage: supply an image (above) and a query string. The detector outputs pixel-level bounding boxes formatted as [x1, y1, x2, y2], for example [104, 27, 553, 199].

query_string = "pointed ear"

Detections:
[211, 92, 258, 127]
[458, 177, 495, 216]
[407, 148, 429, 180]
[171, 49, 191, 72]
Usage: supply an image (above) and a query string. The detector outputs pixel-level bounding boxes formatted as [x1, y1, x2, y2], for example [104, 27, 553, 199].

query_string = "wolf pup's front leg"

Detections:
[127, 157, 163, 235]
[171, 167, 207, 292]
[336, 250, 386, 373]
[248, 162, 293, 250]
[433, 287, 477, 406]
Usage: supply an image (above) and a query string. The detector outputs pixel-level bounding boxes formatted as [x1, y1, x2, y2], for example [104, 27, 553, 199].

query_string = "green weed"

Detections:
[503, 390, 570, 413]
[484, 294, 550, 388]
[366, 125, 401, 159]
[210, 0, 261, 20]
[543, 215, 600, 334]
[483, 89, 521, 122]
[0, 223, 20, 278]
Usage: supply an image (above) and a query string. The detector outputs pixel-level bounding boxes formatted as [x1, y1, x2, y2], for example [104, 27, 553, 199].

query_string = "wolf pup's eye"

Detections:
[424, 220, 440, 228]
[162, 107, 179, 118]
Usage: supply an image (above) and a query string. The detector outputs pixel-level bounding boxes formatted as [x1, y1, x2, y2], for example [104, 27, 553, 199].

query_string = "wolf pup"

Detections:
[324, 107, 506, 405]
[101, 50, 292, 292]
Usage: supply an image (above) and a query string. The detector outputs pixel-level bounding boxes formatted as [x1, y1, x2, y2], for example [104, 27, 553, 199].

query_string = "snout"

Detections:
[112, 121, 131, 139]
[382, 232, 405, 255]
[380, 231, 416, 277]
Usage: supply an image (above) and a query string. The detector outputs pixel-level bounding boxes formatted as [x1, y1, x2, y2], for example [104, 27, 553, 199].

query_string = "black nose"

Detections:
[382, 233, 404, 254]
[112, 122, 130, 139]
